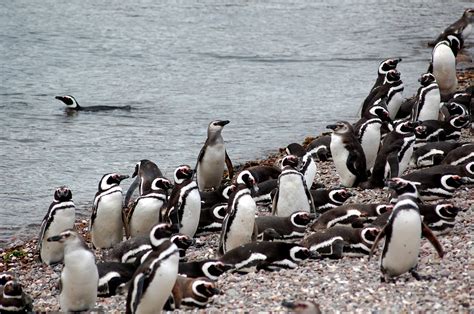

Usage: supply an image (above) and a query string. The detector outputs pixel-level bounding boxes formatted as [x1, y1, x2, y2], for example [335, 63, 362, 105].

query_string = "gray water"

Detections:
[0, 0, 471, 247]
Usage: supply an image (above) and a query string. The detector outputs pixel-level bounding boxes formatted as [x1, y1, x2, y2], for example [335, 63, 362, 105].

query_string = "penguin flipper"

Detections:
[346, 151, 367, 183]
[369, 225, 387, 260]
[304, 185, 316, 213]
[386, 152, 399, 178]
[124, 177, 139, 207]
[421, 222, 444, 258]
[271, 188, 280, 215]
[225, 150, 234, 180]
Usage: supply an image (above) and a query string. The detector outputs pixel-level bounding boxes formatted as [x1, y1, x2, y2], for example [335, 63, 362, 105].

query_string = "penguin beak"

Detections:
[55, 96, 64, 101]
[216, 120, 230, 127]
[208, 286, 221, 295]
[326, 124, 338, 130]
[47, 235, 63, 242]
[308, 250, 322, 260]
[218, 263, 235, 272]
[118, 174, 130, 181]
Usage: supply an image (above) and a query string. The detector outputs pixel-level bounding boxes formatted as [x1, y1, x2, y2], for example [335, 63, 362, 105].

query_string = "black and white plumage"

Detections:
[327, 121, 367, 187]
[429, 9, 473, 47]
[178, 260, 233, 281]
[419, 203, 462, 235]
[55, 95, 132, 112]
[218, 171, 258, 256]
[272, 155, 315, 216]
[441, 144, 474, 166]
[90, 173, 129, 249]
[415, 115, 469, 147]
[300, 226, 380, 259]
[306, 135, 332, 162]
[196, 203, 227, 235]
[37, 186, 76, 265]
[125, 223, 180, 314]
[97, 262, 137, 297]
[47, 229, 98, 312]
[369, 58, 402, 92]
[370, 178, 444, 282]
[256, 211, 314, 240]
[124, 159, 164, 207]
[166, 165, 201, 237]
[246, 165, 282, 184]
[0, 280, 33, 313]
[282, 300, 321, 314]
[286, 143, 317, 189]
[251, 179, 277, 206]
[166, 276, 220, 310]
[195, 120, 233, 191]
[410, 141, 465, 168]
[220, 241, 313, 271]
[311, 187, 353, 213]
[200, 184, 232, 209]
[430, 35, 461, 95]
[411, 73, 441, 122]
[126, 177, 172, 239]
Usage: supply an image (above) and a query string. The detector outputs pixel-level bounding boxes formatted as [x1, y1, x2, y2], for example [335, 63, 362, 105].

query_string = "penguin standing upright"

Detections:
[126, 223, 180, 314]
[430, 35, 461, 96]
[286, 143, 317, 189]
[370, 58, 402, 91]
[369, 178, 444, 282]
[411, 73, 441, 122]
[124, 160, 163, 207]
[127, 177, 172, 238]
[90, 173, 129, 249]
[272, 155, 315, 217]
[166, 165, 201, 238]
[218, 171, 258, 256]
[195, 120, 234, 191]
[47, 230, 99, 312]
[327, 121, 367, 187]
[37, 186, 76, 265]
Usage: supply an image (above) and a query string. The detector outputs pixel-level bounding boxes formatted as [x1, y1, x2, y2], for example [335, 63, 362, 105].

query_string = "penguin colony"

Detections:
[1, 10, 473, 313]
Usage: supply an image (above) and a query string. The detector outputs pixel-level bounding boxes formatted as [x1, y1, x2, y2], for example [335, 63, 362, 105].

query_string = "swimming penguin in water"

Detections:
[124, 159, 164, 207]
[369, 178, 444, 282]
[90, 173, 129, 249]
[37, 186, 76, 265]
[47, 229, 99, 312]
[55, 95, 132, 111]
[195, 120, 234, 191]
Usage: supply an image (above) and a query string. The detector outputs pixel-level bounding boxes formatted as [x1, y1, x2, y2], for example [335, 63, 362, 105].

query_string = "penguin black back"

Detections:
[55, 95, 132, 111]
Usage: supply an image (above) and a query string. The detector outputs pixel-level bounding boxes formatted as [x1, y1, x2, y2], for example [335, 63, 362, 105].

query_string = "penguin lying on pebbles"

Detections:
[419, 203, 463, 235]
[370, 178, 444, 282]
[306, 135, 331, 161]
[165, 276, 220, 310]
[416, 115, 469, 146]
[441, 144, 474, 165]
[256, 211, 314, 240]
[252, 179, 277, 206]
[47, 229, 98, 312]
[0, 280, 33, 313]
[300, 226, 380, 259]
[178, 260, 233, 281]
[311, 188, 353, 213]
[410, 141, 465, 168]
[246, 165, 282, 183]
[196, 204, 227, 235]
[97, 262, 137, 297]
[55, 95, 132, 112]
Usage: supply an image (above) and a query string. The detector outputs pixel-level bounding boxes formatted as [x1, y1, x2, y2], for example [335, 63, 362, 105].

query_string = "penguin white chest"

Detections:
[432, 45, 457, 93]
[387, 87, 404, 119]
[360, 123, 381, 170]
[92, 191, 124, 248]
[179, 186, 201, 237]
[226, 194, 256, 251]
[276, 172, 310, 216]
[418, 88, 441, 121]
[130, 197, 164, 237]
[330, 135, 356, 187]
[41, 205, 75, 264]
[198, 143, 226, 189]
[382, 209, 422, 277]
[303, 158, 317, 188]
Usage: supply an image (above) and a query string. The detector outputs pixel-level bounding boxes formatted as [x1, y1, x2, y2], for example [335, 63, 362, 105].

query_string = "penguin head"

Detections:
[207, 120, 230, 136]
[435, 203, 459, 219]
[221, 184, 233, 200]
[446, 34, 463, 56]
[449, 115, 469, 129]
[202, 261, 233, 280]
[149, 223, 177, 248]
[329, 188, 353, 204]
[282, 300, 320, 313]
[326, 121, 353, 135]
[465, 162, 474, 176]
[55, 95, 79, 109]
[369, 104, 391, 122]
[286, 143, 306, 158]
[379, 58, 402, 73]
[170, 233, 194, 250]
[99, 173, 129, 191]
[236, 170, 258, 191]
[361, 227, 380, 244]
[289, 246, 312, 262]
[46, 229, 82, 245]
[173, 165, 193, 184]
[418, 72, 436, 86]
[384, 69, 400, 84]
[151, 177, 173, 191]
[0, 272, 15, 287]
[375, 204, 393, 216]
[193, 279, 220, 298]
[394, 120, 418, 134]
[441, 174, 465, 189]
[2, 280, 23, 298]
[414, 125, 427, 137]
[464, 8, 474, 19]
[291, 212, 314, 227]
[53, 186, 72, 202]
[385, 178, 420, 197]
[445, 101, 467, 117]
[280, 155, 300, 170]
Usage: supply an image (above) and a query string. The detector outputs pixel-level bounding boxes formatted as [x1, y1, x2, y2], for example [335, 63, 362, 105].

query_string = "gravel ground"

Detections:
[1, 50, 473, 313]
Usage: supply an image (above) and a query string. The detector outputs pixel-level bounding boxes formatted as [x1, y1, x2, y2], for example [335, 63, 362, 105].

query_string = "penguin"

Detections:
[256, 211, 314, 239]
[47, 229, 98, 312]
[429, 35, 460, 96]
[220, 241, 313, 271]
[195, 120, 234, 191]
[218, 170, 258, 255]
[165, 165, 201, 237]
[124, 159, 164, 207]
[178, 260, 233, 281]
[165, 276, 220, 310]
[90, 173, 129, 249]
[258, 228, 283, 241]
[0, 280, 33, 313]
[369, 178, 444, 282]
[171, 233, 195, 262]
[411, 73, 441, 122]
[37, 186, 76, 265]
[126, 177, 172, 238]
[125, 223, 180, 314]
[246, 165, 282, 183]
[300, 226, 380, 259]
[200, 184, 232, 209]
[419, 203, 462, 235]
[418, 115, 469, 144]
[327, 121, 367, 187]
[354, 101, 392, 171]
[311, 187, 353, 213]
[306, 135, 332, 162]
[97, 262, 137, 297]
[0, 273, 15, 292]
[196, 203, 227, 235]
[281, 300, 321, 314]
[441, 144, 474, 165]
[309, 204, 393, 230]
[369, 58, 402, 92]
[360, 69, 404, 119]
[272, 155, 315, 216]
[439, 99, 469, 121]
[252, 179, 277, 206]
[367, 120, 420, 188]
[286, 143, 317, 189]
[410, 141, 464, 168]
[429, 9, 473, 46]
[55, 95, 132, 112]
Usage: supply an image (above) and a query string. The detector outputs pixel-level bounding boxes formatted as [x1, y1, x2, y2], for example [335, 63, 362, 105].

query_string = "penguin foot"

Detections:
[410, 269, 434, 281]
